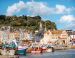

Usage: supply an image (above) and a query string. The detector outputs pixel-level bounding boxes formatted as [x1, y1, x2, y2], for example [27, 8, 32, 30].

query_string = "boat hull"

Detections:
[15, 49, 26, 55]
[46, 48, 52, 52]
[31, 51, 41, 54]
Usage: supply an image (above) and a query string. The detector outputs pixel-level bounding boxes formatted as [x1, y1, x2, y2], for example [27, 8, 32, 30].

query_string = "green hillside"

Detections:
[0, 15, 57, 31]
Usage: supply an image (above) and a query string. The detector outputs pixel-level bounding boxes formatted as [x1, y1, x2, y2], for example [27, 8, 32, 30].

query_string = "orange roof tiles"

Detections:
[51, 30, 62, 34]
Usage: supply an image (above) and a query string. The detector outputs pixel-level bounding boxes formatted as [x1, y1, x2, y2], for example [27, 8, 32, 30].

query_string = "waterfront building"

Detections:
[69, 31, 75, 48]
[51, 30, 62, 45]
[9, 32, 15, 42]
[19, 30, 24, 40]
[39, 22, 43, 32]
[24, 31, 30, 40]
[0, 30, 4, 42]
[14, 31, 20, 39]
[40, 30, 52, 44]
[2, 31, 9, 43]
[59, 30, 69, 46]
[51, 30, 62, 39]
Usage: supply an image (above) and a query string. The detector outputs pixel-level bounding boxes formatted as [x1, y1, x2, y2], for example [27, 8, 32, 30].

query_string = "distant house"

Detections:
[14, 31, 20, 39]
[59, 30, 69, 46]
[0, 31, 4, 42]
[40, 30, 52, 44]
[70, 31, 75, 45]
[9, 32, 15, 41]
[51, 30, 62, 45]
[51, 30, 62, 39]
[66, 30, 75, 48]
[66, 30, 72, 36]
[51, 30, 70, 46]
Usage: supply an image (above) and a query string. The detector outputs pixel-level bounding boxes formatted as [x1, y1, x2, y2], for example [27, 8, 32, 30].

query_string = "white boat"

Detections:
[46, 48, 52, 52]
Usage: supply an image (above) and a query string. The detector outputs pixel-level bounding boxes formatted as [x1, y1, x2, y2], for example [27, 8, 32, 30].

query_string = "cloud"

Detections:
[26, 1, 52, 15]
[59, 15, 75, 30]
[26, 2, 73, 15]
[55, 4, 71, 14]
[6, 1, 25, 16]
[6, 1, 74, 16]
[60, 15, 75, 22]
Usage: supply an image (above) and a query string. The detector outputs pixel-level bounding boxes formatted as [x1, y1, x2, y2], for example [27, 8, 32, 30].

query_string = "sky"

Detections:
[0, 0, 75, 30]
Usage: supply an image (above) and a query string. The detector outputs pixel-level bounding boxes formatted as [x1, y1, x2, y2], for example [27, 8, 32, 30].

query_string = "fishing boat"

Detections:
[46, 47, 54, 52]
[41, 45, 47, 53]
[31, 47, 42, 54]
[15, 45, 27, 56]
[27, 43, 42, 54]
[26, 47, 32, 53]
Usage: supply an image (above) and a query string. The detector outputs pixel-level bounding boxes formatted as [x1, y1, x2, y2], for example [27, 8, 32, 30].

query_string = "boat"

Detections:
[15, 45, 27, 56]
[46, 47, 54, 52]
[26, 47, 32, 53]
[31, 47, 42, 54]
[46, 45, 55, 52]
[41, 45, 47, 53]
[27, 43, 42, 54]
[46, 48, 52, 52]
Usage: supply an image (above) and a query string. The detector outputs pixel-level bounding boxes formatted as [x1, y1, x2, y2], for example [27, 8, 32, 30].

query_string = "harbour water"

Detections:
[19, 49, 75, 58]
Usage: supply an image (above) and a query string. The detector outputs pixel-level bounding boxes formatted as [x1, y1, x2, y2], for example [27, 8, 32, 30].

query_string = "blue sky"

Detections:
[0, 0, 75, 30]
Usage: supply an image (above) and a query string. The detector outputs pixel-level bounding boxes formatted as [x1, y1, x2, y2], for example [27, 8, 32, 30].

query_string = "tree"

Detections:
[0, 15, 57, 31]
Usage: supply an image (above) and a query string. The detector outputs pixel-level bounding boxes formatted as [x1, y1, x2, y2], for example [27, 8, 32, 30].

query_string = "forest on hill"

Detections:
[0, 15, 57, 31]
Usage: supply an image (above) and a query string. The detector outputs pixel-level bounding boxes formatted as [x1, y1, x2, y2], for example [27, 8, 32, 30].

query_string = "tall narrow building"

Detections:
[45, 22, 47, 32]
[39, 22, 43, 31]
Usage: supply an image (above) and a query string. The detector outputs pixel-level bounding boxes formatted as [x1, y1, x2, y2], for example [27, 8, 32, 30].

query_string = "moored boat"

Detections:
[46, 45, 55, 52]
[31, 47, 42, 54]
[46, 48, 52, 52]
[15, 45, 27, 56]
